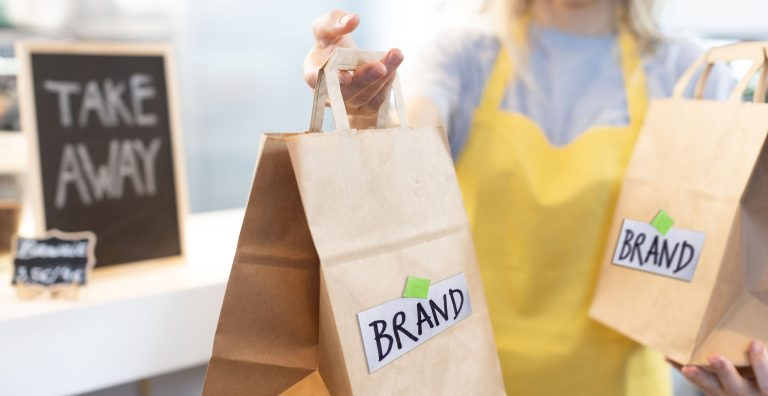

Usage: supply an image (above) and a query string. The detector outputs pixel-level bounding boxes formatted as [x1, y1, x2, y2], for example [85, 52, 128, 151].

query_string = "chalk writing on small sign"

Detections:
[12, 230, 96, 288]
[357, 272, 472, 373]
[612, 218, 706, 282]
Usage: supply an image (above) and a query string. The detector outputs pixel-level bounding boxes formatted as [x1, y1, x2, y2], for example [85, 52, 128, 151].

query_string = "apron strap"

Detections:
[477, 44, 513, 113]
[618, 28, 649, 128]
[477, 25, 649, 127]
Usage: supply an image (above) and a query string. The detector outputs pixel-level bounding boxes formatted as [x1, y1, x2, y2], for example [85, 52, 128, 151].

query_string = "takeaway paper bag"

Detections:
[202, 49, 504, 395]
[589, 42, 768, 366]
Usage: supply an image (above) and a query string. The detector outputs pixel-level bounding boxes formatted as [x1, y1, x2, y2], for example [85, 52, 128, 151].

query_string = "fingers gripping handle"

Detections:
[672, 42, 768, 103]
[309, 48, 409, 132]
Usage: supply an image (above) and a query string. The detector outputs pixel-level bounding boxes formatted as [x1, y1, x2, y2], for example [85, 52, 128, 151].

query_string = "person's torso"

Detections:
[401, 24, 733, 159]
[454, 27, 671, 396]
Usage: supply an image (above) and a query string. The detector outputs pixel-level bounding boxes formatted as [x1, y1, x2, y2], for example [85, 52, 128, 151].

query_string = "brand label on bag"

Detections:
[612, 219, 706, 282]
[357, 272, 472, 373]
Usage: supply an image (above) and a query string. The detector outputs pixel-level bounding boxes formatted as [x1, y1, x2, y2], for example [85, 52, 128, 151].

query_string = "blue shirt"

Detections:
[402, 24, 735, 159]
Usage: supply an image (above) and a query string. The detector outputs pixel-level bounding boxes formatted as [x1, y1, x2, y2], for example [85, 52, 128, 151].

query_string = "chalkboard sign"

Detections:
[12, 229, 96, 288]
[17, 42, 186, 267]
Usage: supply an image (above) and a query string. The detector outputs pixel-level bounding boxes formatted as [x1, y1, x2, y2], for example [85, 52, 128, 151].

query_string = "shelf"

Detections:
[0, 208, 243, 396]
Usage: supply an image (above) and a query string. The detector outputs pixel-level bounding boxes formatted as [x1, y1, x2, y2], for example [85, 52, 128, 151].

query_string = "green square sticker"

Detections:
[403, 276, 430, 299]
[650, 209, 675, 236]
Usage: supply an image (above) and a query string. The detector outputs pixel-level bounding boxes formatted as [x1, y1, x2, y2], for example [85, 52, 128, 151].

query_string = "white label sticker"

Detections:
[357, 273, 472, 373]
[612, 219, 706, 282]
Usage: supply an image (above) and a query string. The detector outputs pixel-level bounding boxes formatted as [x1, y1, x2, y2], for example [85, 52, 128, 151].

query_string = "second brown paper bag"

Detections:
[590, 42, 768, 366]
[202, 48, 505, 395]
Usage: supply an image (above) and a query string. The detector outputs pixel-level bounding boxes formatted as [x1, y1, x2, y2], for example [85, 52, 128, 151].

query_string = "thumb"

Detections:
[312, 10, 359, 48]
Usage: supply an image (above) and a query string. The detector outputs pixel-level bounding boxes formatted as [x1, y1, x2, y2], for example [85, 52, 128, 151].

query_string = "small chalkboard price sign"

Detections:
[12, 229, 96, 299]
[17, 42, 187, 267]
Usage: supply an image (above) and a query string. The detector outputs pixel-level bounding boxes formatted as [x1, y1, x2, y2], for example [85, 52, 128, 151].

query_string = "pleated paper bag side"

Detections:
[279, 371, 331, 396]
[691, 129, 768, 365]
[285, 128, 505, 395]
[203, 135, 326, 395]
[743, 136, 768, 303]
[589, 97, 767, 364]
[689, 210, 746, 365]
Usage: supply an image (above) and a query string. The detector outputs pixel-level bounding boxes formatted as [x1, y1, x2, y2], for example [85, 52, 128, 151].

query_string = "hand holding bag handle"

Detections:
[309, 48, 409, 132]
[672, 42, 768, 103]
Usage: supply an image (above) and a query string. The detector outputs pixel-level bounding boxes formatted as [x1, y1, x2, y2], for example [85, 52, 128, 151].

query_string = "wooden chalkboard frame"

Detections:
[16, 41, 188, 266]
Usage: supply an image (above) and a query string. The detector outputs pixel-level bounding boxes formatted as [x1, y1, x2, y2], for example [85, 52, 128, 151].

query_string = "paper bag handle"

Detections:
[309, 48, 409, 132]
[672, 42, 768, 103]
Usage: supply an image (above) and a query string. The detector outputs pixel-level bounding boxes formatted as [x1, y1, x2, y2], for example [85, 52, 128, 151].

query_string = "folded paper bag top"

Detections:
[589, 41, 768, 367]
[201, 48, 505, 395]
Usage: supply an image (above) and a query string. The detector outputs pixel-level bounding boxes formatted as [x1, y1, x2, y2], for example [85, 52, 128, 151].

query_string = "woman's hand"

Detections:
[675, 340, 768, 395]
[303, 10, 403, 129]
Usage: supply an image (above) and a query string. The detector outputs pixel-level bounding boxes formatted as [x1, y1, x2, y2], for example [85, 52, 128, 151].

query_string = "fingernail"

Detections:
[751, 341, 764, 354]
[708, 355, 724, 369]
[682, 367, 697, 378]
[338, 13, 354, 26]
[387, 50, 404, 66]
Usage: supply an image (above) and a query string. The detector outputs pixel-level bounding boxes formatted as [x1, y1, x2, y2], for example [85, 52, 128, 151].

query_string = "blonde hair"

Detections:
[490, 0, 663, 48]
[622, 0, 665, 52]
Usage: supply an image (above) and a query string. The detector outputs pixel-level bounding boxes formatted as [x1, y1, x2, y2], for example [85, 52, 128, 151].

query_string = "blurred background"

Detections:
[0, 0, 766, 395]
[2, 0, 766, 214]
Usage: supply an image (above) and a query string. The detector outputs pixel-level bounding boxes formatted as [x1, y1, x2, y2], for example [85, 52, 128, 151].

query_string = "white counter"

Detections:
[0, 209, 243, 396]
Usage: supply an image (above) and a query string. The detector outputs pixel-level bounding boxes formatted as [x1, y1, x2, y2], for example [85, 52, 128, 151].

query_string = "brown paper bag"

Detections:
[589, 42, 768, 366]
[202, 48, 504, 395]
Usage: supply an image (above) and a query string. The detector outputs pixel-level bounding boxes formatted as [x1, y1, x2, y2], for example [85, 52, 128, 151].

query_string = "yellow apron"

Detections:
[456, 30, 671, 395]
